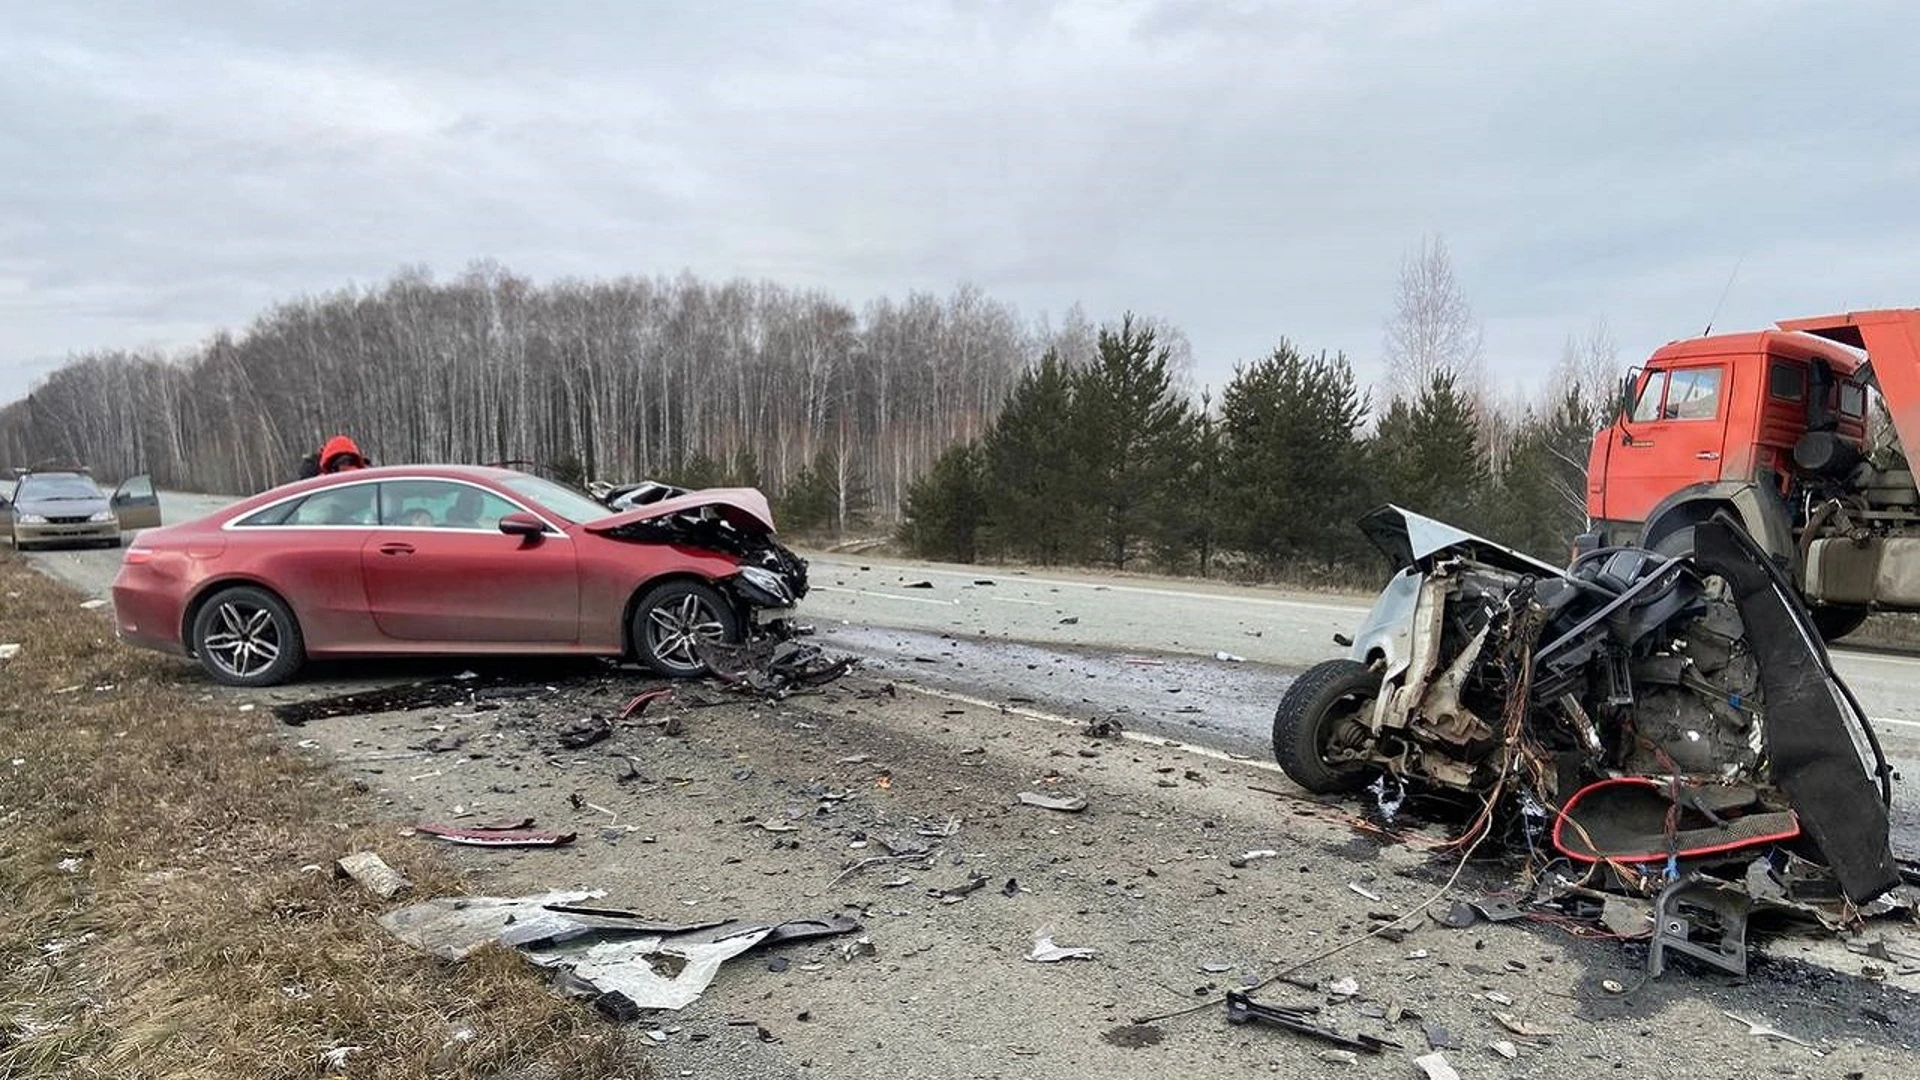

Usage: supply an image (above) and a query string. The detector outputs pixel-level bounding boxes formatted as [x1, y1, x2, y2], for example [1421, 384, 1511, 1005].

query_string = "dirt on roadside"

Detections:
[279, 661, 1920, 1079]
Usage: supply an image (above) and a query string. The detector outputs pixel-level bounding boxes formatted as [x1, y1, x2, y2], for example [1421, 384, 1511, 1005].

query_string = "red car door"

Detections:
[360, 480, 581, 643]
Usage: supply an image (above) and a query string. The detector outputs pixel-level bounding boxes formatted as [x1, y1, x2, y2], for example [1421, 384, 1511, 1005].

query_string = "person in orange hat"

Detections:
[317, 435, 370, 474]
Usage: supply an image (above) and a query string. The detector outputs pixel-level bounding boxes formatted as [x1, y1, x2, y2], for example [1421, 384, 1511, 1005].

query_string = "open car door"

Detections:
[111, 475, 161, 531]
[0, 484, 12, 545]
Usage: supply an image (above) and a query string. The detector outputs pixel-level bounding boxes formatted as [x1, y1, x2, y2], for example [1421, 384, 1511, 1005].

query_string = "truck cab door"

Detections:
[111, 475, 162, 531]
[1601, 365, 1730, 525]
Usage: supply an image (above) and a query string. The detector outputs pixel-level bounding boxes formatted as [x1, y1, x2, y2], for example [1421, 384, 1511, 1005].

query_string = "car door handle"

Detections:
[378, 542, 415, 556]
[1695, 450, 1720, 461]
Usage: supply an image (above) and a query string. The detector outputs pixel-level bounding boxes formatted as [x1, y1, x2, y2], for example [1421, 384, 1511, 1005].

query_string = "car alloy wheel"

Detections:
[646, 591, 729, 670]
[201, 597, 284, 680]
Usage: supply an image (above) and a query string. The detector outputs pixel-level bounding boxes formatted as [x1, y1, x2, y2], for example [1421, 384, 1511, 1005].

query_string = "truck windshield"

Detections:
[1631, 372, 1669, 422]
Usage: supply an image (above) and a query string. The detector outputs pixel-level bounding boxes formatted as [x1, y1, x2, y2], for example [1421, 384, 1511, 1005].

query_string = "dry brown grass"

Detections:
[0, 553, 644, 1079]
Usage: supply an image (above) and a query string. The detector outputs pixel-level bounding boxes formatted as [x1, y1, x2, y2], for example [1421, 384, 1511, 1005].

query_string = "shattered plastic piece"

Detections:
[1016, 791, 1087, 812]
[415, 822, 576, 848]
[1026, 932, 1097, 962]
[1492, 1013, 1560, 1038]
[1424, 1024, 1460, 1050]
[1489, 1040, 1519, 1060]
[1327, 976, 1358, 1000]
[337, 851, 411, 899]
[318, 1045, 360, 1072]
[593, 990, 643, 1023]
[1319, 1050, 1359, 1065]
[840, 936, 877, 961]
[556, 717, 612, 750]
[0, 644, 18, 661]
[619, 688, 673, 720]
[1413, 1052, 1461, 1080]
[1433, 901, 1478, 929]
[1648, 875, 1752, 978]
[1213, 651, 1246, 663]
[1229, 849, 1279, 869]
[1469, 897, 1523, 923]
[1600, 896, 1651, 939]
[78, 599, 106, 610]
[1602, 979, 1626, 994]
[1722, 1011, 1815, 1048]
[1346, 882, 1382, 902]
[1484, 992, 1513, 1006]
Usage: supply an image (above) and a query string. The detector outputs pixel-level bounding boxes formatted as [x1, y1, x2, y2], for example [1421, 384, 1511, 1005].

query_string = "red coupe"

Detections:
[110, 466, 809, 686]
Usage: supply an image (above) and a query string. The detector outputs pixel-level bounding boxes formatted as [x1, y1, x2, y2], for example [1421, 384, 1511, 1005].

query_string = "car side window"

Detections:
[287, 485, 378, 526]
[1631, 371, 1669, 422]
[234, 500, 302, 527]
[378, 480, 519, 530]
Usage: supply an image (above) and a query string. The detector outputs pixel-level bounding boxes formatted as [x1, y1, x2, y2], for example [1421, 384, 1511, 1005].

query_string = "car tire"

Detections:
[632, 580, 741, 678]
[1272, 658, 1380, 795]
[190, 585, 305, 687]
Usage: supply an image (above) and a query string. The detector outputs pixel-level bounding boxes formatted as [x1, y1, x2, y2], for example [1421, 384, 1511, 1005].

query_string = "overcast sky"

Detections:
[3, 0, 1918, 404]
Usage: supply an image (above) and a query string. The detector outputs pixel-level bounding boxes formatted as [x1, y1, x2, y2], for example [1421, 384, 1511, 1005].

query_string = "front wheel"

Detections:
[632, 580, 741, 678]
[191, 586, 305, 687]
[1273, 658, 1380, 794]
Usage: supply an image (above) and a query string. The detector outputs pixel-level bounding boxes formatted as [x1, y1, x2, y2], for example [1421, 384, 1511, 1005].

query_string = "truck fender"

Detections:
[1640, 481, 1796, 569]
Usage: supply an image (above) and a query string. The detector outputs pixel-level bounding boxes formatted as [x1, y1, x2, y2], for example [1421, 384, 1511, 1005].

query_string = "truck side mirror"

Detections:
[1617, 372, 1637, 421]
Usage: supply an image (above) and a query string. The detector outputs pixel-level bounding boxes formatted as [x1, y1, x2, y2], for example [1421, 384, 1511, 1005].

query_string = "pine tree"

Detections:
[1217, 343, 1371, 569]
[1369, 370, 1490, 530]
[1069, 316, 1195, 569]
[981, 352, 1084, 563]
[1494, 388, 1596, 559]
[899, 442, 987, 562]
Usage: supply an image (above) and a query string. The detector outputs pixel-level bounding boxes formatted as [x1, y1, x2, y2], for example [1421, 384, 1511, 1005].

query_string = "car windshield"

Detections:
[498, 474, 616, 524]
[18, 474, 102, 501]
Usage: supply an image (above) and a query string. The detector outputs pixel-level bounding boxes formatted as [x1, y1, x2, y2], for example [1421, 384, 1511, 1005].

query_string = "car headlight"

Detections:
[14, 513, 45, 524]
[89, 511, 117, 523]
[735, 565, 795, 607]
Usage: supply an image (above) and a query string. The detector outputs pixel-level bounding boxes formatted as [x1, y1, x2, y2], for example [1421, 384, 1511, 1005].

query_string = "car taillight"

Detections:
[124, 547, 154, 565]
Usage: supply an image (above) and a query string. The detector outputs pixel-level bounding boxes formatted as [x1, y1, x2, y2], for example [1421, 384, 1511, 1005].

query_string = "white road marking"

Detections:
[811, 558, 1369, 614]
[1872, 716, 1920, 732]
[894, 682, 1290, 776]
[813, 585, 958, 607]
[984, 594, 1055, 607]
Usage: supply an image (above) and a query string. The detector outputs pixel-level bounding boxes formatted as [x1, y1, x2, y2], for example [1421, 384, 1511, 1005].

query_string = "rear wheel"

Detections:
[1272, 658, 1381, 794]
[191, 586, 305, 687]
[632, 580, 741, 678]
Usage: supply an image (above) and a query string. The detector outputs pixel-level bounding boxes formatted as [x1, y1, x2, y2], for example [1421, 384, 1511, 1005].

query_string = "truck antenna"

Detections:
[1703, 251, 1746, 336]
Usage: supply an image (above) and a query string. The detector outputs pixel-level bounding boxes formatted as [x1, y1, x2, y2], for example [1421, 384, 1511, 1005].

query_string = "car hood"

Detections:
[583, 488, 777, 536]
[14, 495, 109, 517]
[1357, 504, 1567, 579]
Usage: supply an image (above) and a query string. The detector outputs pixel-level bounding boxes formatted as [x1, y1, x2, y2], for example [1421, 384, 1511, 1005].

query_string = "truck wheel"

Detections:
[1272, 659, 1380, 794]
[1810, 606, 1870, 642]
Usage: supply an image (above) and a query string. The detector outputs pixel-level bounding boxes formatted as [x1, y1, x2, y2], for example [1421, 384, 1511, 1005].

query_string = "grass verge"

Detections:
[0, 552, 640, 1079]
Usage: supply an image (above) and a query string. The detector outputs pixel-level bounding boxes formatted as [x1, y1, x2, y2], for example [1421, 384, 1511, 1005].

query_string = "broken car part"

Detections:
[414, 822, 576, 847]
[1224, 990, 1398, 1054]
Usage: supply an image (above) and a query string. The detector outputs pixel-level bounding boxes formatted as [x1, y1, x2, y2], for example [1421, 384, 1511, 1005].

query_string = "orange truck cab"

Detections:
[1585, 309, 1920, 639]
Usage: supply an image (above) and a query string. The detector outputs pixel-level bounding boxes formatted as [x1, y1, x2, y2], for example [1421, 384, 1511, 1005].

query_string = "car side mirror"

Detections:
[498, 512, 545, 540]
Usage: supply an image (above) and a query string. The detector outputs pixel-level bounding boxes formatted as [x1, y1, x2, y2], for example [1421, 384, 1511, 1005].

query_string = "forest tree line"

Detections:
[0, 264, 1048, 518]
[0, 240, 1621, 574]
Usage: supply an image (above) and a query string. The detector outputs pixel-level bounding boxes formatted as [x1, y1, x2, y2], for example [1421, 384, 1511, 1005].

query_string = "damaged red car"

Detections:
[110, 466, 809, 686]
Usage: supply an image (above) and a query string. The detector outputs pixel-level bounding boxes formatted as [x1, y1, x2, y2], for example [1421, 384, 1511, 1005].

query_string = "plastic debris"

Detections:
[1213, 650, 1246, 663]
[1492, 1012, 1561, 1038]
[78, 599, 106, 610]
[1229, 849, 1279, 868]
[1016, 791, 1087, 812]
[1490, 1040, 1519, 1059]
[1318, 1050, 1359, 1065]
[1413, 1052, 1461, 1080]
[1026, 931, 1097, 963]
[1602, 979, 1626, 994]
[1722, 1011, 1815, 1048]
[1327, 976, 1359, 1000]
[337, 851, 411, 899]
[0, 643, 18, 661]
[1347, 882, 1382, 902]
[318, 1045, 360, 1072]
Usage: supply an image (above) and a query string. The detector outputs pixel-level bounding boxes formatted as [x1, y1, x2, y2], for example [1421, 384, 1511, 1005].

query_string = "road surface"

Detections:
[17, 488, 1920, 850]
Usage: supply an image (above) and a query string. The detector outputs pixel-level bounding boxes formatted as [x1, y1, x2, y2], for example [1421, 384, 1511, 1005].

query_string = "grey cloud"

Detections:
[3, 0, 1919, 403]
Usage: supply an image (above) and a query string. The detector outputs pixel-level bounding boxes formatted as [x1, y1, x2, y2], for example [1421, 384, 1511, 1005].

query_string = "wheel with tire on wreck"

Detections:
[1272, 657, 1381, 794]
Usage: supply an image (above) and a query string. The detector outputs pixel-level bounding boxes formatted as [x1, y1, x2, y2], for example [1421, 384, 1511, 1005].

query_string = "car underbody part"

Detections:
[1648, 874, 1754, 977]
[1224, 990, 1400, 1054]
[1276, 506, 1904, 974]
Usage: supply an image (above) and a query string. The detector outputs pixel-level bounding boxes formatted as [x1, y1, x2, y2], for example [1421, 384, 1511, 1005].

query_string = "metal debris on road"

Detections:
[1224, 990, 1396, 1054]
[619, 687, 673, 720]
[1016, 791, 1088, 813]
[414, 822, 576, 848]
[1413, 1051, 1461, 1080]
[1025, 931, 1096, 963]
[336, 851, 411, 899]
